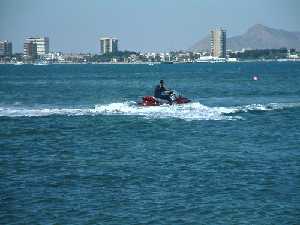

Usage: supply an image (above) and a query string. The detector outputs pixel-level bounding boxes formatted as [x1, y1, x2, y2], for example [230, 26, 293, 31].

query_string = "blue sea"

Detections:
[0, 62, 299, 225]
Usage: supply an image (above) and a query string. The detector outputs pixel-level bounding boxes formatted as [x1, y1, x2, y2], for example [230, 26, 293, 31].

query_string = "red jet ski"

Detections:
[139, 91, 191, 106]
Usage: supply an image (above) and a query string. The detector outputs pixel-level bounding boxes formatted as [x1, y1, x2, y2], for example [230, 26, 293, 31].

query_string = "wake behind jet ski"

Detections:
[139, 80, 191, 106]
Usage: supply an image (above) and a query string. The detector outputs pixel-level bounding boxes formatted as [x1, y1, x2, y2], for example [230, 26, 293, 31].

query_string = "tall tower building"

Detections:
[24, 42, 37, 59]
[100, 37, 118, 54]
[210, 28, 226, 58]
[25, 37, 49, 55]
[0, 40, 12, 57]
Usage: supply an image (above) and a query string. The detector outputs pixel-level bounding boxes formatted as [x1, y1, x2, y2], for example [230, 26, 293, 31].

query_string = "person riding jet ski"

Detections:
[154, 80, 173, 104]
[139, 80, 191, 106]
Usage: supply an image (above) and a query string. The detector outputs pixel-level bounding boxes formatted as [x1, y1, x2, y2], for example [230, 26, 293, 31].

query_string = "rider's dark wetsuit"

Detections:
[154, 85, 172, 104]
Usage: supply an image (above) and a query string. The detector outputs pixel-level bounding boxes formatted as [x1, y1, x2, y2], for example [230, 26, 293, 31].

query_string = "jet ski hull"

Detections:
[138, 96, 191, 106]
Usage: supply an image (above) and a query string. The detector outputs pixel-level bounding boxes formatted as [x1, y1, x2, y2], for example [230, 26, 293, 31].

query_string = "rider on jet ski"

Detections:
[154, 80, 173, 104]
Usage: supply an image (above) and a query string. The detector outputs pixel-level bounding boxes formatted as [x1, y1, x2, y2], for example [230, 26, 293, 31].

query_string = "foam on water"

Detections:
[0, 102, 299, 121]
[94, 102, 240, 121]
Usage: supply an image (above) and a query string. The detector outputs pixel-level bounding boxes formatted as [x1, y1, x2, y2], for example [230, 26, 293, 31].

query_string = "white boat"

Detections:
[33, 61, 49, 66]
[14, 61, 24, 65]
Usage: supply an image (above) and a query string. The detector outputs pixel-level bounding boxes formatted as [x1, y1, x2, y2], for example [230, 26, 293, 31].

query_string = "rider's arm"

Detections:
[162, 89, 172, 95]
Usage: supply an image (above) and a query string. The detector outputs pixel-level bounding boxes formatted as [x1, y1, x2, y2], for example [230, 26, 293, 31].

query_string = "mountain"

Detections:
[189, 24, 300, 51]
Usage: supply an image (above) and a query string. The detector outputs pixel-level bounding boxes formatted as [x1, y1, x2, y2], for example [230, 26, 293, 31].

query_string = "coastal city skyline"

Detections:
[1, 29, 225, 56]
[1, 24, 300, 64]
[1, 0, 299, 53]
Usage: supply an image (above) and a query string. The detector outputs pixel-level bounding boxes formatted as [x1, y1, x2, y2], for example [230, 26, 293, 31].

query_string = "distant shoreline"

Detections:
[1, 59, 300, 65]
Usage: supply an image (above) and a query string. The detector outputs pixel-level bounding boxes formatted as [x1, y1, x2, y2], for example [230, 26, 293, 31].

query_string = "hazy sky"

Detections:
[1, 0, 299, 53]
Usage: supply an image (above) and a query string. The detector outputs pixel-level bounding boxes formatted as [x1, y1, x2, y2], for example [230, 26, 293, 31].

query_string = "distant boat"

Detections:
[252, 75, 259, 81]
[14, 61, 24, 65]
[161, 61, 173, 64]
[33, 61, 49, 66]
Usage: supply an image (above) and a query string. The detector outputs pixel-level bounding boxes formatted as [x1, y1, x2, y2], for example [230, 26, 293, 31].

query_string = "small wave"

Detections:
[231, 102, 300, 113]
[0, 102, 299, 121]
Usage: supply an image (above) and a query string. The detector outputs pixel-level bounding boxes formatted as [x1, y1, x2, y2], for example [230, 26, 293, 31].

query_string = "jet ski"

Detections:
[138, 90, 191, 106]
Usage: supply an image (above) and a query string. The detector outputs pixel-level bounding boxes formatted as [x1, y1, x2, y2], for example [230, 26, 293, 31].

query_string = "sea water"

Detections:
[0, 63, 299, 224]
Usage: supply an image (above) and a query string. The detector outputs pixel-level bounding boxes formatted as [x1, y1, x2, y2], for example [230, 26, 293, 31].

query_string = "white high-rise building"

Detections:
[23, 42, 37, 59]
[25, 37, 49, 56]
[100, 37, 118, 54]
[0, 40, 12, 57]
[210, 29, 226, 58]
